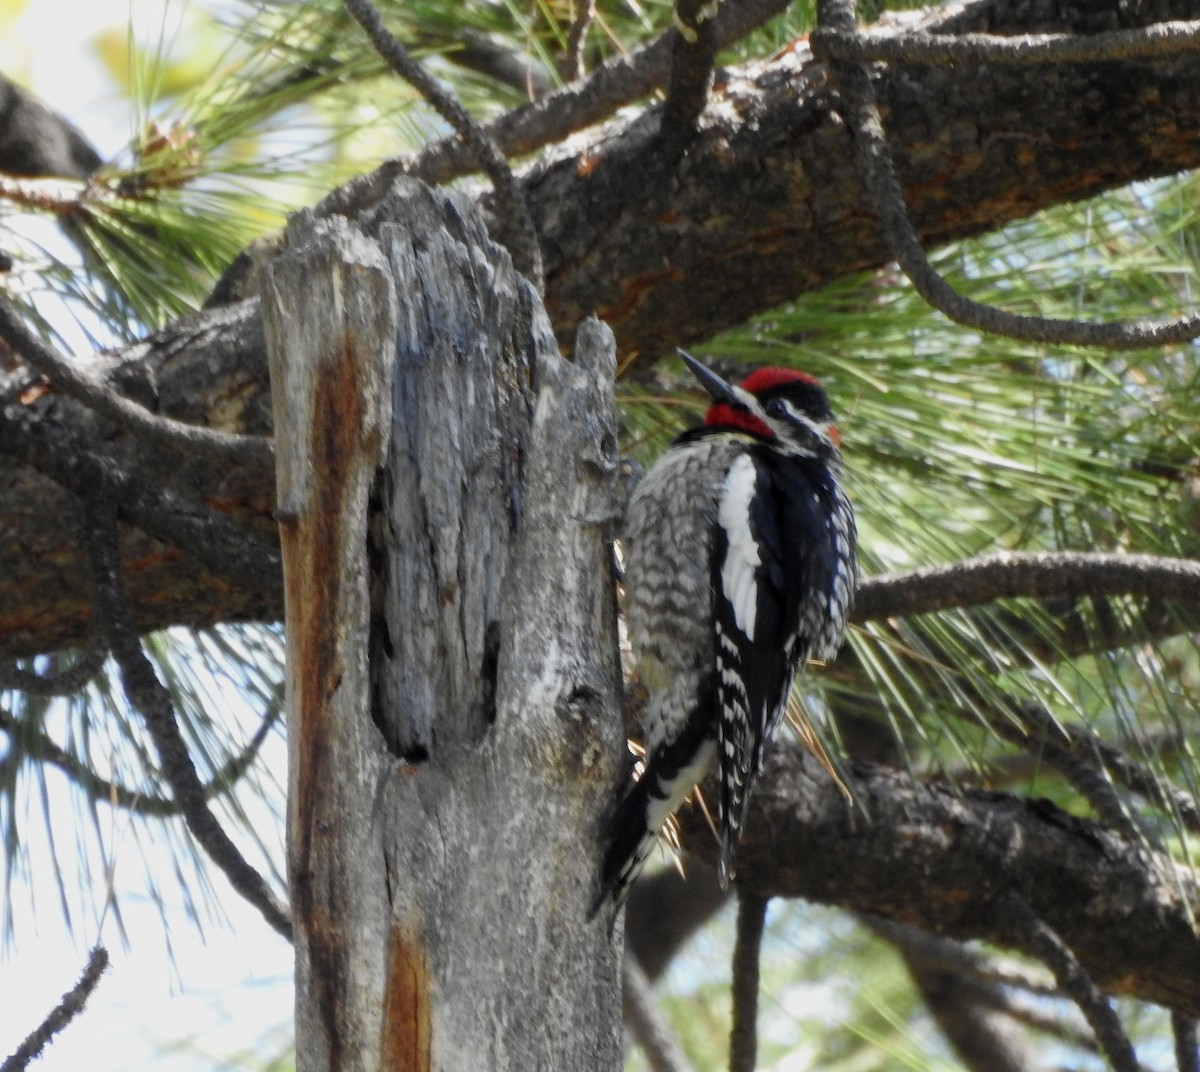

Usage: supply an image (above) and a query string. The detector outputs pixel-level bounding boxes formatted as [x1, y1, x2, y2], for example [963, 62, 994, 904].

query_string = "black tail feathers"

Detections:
[590, 775, 656, 921]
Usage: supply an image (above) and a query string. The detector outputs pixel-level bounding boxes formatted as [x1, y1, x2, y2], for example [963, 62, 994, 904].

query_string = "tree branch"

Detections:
[396, 0, 790, 187]
[622, 956, 695, 1072]
[729, 892, 768, 1072]
[879, 920, 1047, 1072]
[0, 946, 108, 1072]
[992, 698, 1200, 838]
[426, 28, 553, 98]
[0, 298, 272, 465]
[811, 18, 1200, 67]
[342, 0, 543, 289]
[853, 551, 1200, 623]
[7, 2, 1200, 654]
[560, 0, 597, 84]
[0, 390, 279, 600]
[81, 491, 291, 940]
[997, 891, 1139, 1072]
[1174, 1013, 1198, 1072]
[660, 0, 718, 148]
[0, 644, 106, 696]
[862, 916, 1059, 1000]
[815, 0, 1200, 350]
[625, 862, 730, 980]
[0, 73, 102, 181]
[677, 747, 1200, 1017]
[0, 700, 279, 818]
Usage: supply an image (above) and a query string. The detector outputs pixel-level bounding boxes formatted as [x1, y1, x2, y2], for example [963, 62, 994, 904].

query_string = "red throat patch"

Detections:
[703, 367, 821, 437]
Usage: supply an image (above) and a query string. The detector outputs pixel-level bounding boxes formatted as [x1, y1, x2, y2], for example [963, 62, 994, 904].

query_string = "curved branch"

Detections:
[0, 946, 108, 1072]
[677, 747, 1200, 1017]
[997, 892, 1139, 1072]
[398, 0, 790, 187]
[0, 701, 279, 817]
[0, 299, 272, 465]
[0, 644, 106, 696]
[82, 492, 291, 940]
[815, 0, 1200, 350]
[561, 0, 596, 84]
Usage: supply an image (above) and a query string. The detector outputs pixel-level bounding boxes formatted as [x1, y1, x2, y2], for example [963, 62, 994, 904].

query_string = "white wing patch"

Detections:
[717, 455, 762, 642]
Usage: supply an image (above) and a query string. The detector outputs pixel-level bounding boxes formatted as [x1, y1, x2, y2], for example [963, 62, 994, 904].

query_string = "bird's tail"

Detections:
[591, 735, 717, 919]
[591, 774, 659, 919]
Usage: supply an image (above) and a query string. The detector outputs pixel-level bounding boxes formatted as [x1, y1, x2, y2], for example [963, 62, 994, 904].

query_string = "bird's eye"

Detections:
[765, 398, 788, 419]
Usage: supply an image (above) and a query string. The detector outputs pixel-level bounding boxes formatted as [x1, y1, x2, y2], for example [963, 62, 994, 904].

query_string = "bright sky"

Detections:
[0, 4, 295, 1070]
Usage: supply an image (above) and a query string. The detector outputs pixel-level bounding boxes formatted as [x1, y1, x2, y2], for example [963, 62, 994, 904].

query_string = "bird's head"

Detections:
[680, 350, 842, 460]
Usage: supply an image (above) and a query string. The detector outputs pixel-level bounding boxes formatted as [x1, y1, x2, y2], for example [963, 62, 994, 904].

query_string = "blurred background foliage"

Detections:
[1, 0, 1197, 1069]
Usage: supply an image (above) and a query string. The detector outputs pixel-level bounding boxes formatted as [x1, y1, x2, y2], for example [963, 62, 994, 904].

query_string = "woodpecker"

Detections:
[596, 352, 856, 912]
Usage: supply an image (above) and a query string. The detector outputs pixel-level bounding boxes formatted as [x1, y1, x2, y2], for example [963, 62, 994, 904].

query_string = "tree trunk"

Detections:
[263, 181, 624, 1071]
[4, 0, 1200, 655]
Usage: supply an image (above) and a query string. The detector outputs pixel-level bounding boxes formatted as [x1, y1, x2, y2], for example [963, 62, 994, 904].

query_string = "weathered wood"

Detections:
[264, 181, 624, 1072]
[263, 214, 397, 1072]
[4, 0, 1200, 655]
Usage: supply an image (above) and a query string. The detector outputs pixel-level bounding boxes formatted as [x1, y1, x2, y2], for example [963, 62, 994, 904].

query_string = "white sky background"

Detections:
[0, 3, 295, 1070]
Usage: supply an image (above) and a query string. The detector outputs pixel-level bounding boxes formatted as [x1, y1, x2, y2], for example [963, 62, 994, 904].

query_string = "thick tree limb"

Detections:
[0, 298, 272, 465]
[0, 301, 278, 656]
[677, 748, 1200, 1018]
[0, 386, 279, 654]
[625, 862, 730, 980]
[0, 73, 102, 180]
[527, 0, 1200, 358]
[812, 18, 1200, 66]
[5, 0, 1200, 652]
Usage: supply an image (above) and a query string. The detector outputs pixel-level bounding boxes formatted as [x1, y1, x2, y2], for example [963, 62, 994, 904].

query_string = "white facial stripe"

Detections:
[776, 399, 827, 435]
[732, 385, 759, 410]
[718, 455, 761, 642]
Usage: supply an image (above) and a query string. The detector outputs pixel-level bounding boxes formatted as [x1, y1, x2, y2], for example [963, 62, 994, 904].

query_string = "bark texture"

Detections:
[264, 181, 624, 1072]
[2, 0, 1199, 653]
[677, 747, 1200, 1018]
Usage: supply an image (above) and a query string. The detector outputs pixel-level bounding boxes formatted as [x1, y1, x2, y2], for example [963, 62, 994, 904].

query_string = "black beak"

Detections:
[678, 350, 738, 406]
